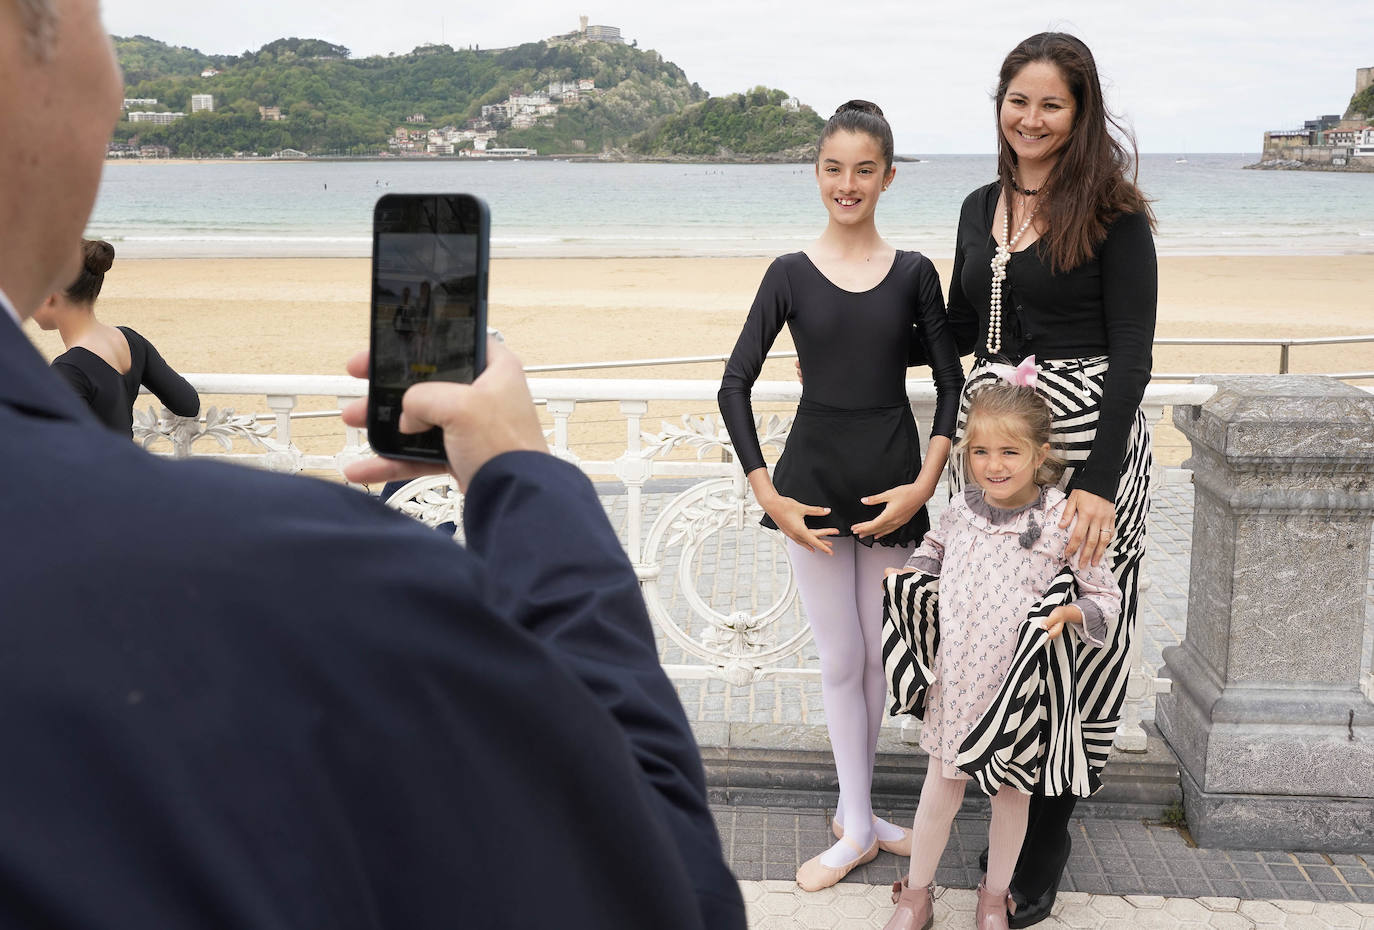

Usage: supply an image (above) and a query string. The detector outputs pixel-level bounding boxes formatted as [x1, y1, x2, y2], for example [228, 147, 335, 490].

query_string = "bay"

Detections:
[86, 153, 1374, 258]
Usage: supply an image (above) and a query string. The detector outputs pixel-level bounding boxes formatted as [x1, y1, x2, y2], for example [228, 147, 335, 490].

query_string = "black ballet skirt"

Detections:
[765, 398, 930, 548]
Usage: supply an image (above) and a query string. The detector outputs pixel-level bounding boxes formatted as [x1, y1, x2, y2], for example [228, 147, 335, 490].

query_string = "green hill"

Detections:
[1349, 84, 1374, 120]
[627, 87, 824, 161]
[110, 35, 728, 157]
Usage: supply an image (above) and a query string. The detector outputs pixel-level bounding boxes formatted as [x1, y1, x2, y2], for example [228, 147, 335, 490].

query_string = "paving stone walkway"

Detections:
[591, 476, 1374, 926]
[736, 881, 1374, 929]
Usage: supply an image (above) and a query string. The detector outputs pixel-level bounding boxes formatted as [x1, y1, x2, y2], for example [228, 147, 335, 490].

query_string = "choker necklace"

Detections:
[987, 197, 1039, 355]
[1017, 185, 1039, 196]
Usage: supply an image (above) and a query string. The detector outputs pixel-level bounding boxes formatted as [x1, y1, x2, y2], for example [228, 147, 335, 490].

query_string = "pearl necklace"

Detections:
[987, 195, 1038, 355]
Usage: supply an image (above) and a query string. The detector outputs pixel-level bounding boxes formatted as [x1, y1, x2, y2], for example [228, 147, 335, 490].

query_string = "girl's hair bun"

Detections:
[834, 99, 884, 119]
[83, 239, 115, 275]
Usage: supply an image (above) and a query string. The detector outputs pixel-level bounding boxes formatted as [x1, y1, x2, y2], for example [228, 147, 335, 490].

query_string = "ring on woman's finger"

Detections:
[1099, 529, 1112, 536]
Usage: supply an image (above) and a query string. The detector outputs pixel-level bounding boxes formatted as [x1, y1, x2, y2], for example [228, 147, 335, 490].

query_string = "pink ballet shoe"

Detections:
[882, 876, 934, 930]
[832, 813, 914, 857]
[976, 881, 1012, 930]
[795, 834, 879, 892]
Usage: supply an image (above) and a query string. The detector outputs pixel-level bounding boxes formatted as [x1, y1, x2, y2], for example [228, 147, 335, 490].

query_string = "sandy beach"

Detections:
[22, 255, 1374, 469]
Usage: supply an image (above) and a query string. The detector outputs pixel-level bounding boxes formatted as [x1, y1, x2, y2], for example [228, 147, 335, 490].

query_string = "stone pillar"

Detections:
[1157, 376, 1374, 851]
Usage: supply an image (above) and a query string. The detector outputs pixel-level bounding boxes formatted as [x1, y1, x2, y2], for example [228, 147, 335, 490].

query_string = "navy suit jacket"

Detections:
[0, 316, 745, 929]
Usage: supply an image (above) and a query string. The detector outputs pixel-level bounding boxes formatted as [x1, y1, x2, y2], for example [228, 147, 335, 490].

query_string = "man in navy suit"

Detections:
[0, 1, 745, 926]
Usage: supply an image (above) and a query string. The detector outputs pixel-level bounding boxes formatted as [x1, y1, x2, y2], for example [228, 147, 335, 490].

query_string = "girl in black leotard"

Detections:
[718, 101, 964, 892]
[32, 239, 199, 435]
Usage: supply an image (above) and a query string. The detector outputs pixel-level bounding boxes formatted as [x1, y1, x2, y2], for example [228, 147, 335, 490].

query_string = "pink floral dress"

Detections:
[904, 486, 1121, 780]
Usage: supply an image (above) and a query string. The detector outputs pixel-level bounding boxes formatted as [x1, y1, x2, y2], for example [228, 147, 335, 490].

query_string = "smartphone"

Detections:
[367, 193, 490, 462]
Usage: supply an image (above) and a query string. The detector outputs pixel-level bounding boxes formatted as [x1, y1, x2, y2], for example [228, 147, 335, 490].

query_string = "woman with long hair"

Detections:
[889, 33, 1157, 929]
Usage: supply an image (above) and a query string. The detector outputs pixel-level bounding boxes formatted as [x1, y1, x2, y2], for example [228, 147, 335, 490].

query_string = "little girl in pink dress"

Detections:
[882, 372, 1121, 930]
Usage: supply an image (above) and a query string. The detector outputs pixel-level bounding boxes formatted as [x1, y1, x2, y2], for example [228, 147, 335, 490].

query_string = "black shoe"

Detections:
[1005, 837, 1070, 929]
[978, 846, 988, 873]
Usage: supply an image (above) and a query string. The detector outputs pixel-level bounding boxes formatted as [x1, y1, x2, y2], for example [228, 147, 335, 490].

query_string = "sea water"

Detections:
[87, 154, 1374, 259]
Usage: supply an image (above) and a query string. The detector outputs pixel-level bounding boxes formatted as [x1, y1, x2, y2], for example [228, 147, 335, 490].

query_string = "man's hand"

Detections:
[342, 336, 547, 492]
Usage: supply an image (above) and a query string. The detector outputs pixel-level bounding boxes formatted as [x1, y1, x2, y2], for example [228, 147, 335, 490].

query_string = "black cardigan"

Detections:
[946, 182, 1157, 501]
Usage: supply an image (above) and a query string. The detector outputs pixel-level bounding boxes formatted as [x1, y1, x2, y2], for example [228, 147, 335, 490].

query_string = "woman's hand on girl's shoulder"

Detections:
[851, 482, 933, 541]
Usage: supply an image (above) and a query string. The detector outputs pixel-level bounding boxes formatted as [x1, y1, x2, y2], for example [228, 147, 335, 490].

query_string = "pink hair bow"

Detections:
[987, 355, 1039, 389]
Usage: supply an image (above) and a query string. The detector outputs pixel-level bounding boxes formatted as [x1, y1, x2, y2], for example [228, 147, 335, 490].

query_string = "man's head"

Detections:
[0, 0, 121, 318]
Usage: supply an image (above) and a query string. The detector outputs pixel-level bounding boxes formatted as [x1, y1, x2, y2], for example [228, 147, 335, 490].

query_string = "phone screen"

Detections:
[368, 194, 489, 461]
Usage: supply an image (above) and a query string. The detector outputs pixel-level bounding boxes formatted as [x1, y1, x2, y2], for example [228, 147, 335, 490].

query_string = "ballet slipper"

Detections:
[832, 813, 913, 857]
[795, 834, 879, 892]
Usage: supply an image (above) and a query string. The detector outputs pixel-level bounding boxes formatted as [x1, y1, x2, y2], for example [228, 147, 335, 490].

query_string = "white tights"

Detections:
[786, 536, 914, 866]
[906, 765, 1030, 894]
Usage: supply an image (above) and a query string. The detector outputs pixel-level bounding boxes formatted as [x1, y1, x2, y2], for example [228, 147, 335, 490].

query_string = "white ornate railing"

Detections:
[137, 375, 1222, 750]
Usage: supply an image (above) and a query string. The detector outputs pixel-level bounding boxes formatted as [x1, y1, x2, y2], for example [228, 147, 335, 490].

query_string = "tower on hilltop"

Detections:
[1344, 66, 1373, 119]
[579, 15, 588, 34]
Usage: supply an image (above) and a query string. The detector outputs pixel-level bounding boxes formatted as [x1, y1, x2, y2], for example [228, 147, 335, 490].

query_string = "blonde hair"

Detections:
[955, 381, 1066, 487]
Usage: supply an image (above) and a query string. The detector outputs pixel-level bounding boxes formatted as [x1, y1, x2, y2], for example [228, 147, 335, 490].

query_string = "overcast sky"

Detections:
[102, 0, 1373, 154]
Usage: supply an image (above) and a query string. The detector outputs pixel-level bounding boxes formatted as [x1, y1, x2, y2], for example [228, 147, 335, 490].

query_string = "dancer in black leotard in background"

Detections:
[32, 239, 199, 435]
[920, 34, 1157, 930]
[719, 101, 964, 892]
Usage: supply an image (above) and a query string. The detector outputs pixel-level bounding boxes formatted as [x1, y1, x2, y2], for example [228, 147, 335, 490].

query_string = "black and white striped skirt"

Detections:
[954, 356, 1153, 773]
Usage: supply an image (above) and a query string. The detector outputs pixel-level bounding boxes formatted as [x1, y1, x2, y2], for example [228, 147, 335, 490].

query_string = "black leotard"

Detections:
[718, 251, 964, 546]
[51, 326, 200, 436]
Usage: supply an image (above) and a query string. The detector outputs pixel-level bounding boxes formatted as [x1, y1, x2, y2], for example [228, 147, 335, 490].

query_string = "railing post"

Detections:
[1280, 342, 1290, 374]
[616, 400, 650, 565]
[265, 394, 297, 446]
[545, 399, 579, 466]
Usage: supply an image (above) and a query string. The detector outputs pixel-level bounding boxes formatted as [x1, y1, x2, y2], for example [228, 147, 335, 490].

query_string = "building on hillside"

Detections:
[191, 94, 214, 113]
[577, 78, 595, 91]
[782, 97, 800, 112]
[258, 106, 283, 121]
[427, 142, 455, 155]
[468, 146, 536, 158]
[122, 98, 157, 110]
[511, 113, 537, 129]
[1256, 66, 1374, 170]
[200, 68, 220, 78]
[139, 145, 171, 158]
[128, 111, 185, 124]
[581, 18, 622, 43]
[405, 113, 426, 124]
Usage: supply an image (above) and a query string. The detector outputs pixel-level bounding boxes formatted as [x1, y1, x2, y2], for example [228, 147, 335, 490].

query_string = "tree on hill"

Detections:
[1349, 84, 1374, 120]
[628, 87, 824, 159]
